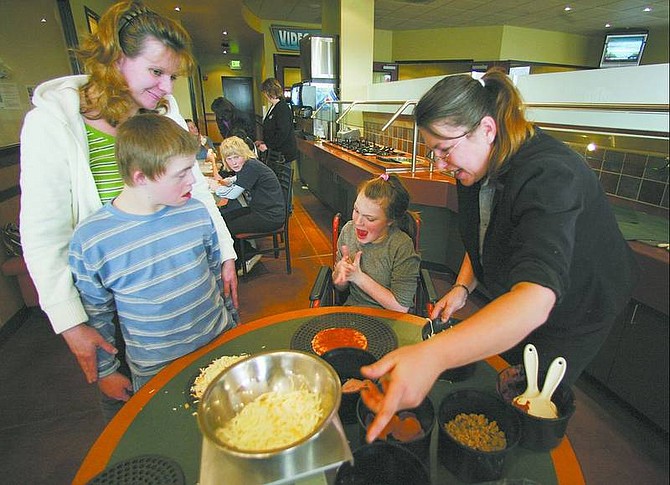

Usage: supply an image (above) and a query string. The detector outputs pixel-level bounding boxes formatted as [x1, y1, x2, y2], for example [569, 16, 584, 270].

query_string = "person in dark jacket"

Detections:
[211, 96, 254, 144]
[255, 78, 297, 164]
[360, 69, 637, 443]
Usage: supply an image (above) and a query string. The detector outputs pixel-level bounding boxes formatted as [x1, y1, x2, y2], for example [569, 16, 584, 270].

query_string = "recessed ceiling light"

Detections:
[605, 23, 611, 28]
[174, 6, 181, 12]
[40, 17, 47, 23]
[587, 143, 597, 152]
[564, 6, 572, 12]
[643, 6, 652, 12]
[222, 30, 228, 35]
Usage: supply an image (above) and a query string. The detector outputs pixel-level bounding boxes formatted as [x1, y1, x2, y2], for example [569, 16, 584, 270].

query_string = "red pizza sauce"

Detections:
[311, 327, 368, 355]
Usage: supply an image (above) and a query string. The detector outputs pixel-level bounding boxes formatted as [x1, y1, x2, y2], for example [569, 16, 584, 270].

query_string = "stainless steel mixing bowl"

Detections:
[197, 350, 341, 458]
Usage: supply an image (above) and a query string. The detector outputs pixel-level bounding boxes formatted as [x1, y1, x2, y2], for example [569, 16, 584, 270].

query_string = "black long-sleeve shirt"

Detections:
[457, 128, 637, 384]
[262, 98, 297, 161]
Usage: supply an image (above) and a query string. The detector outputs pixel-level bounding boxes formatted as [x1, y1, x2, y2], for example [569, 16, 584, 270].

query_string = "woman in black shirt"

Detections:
[360, 69, 637, 443]
[255, 78, 297, 164]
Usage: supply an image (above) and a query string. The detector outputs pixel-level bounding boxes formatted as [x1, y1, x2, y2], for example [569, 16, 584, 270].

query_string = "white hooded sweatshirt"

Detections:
[19, 75, 236, 334]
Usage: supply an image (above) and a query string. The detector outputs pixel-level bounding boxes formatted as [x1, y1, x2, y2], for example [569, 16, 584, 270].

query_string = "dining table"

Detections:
[73, 306, 585, 485]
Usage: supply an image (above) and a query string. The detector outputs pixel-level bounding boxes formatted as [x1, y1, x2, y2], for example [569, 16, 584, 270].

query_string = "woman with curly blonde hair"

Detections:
[20, 1, 238, 418]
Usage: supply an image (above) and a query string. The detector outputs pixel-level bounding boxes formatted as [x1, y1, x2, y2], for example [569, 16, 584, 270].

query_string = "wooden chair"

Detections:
[308, 212, 438, 317]
[235, 164, 293, 276]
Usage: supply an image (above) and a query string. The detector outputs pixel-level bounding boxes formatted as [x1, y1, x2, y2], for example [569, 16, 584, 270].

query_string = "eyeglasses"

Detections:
[430, 121, 481, 162]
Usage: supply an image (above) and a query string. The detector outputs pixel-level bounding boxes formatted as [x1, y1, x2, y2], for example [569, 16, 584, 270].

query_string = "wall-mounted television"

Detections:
[599, 32, 648, 68]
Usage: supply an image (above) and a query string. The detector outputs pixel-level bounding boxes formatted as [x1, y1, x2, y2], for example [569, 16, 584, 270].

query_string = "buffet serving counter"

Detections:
[297, 138, 668, 313]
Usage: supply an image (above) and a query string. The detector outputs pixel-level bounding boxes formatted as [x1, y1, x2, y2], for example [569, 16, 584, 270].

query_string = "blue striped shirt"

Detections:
[69, 198, 231, 378]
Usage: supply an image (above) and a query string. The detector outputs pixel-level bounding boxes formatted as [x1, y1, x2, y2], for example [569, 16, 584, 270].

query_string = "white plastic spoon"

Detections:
[527, 356, 567, 419]
[513, 344, 540, 410]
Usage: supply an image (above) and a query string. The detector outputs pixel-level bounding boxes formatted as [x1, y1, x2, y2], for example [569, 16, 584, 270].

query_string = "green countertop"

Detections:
[613, 205, 669, 246]
[99, 312, 563, 485]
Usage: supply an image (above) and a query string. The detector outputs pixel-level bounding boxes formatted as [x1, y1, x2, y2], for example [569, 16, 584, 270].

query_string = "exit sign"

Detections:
[229, 60, 242, 70]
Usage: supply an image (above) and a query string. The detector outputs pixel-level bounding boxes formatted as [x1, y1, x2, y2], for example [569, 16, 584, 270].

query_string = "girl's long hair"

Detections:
[360, 175, 419, 242]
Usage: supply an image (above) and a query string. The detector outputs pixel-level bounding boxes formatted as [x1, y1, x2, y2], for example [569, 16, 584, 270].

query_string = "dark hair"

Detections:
[116, 113, 198, 184]
[260, 78, 283, 99]
[414, 68, 534, 178]
[359, 175, 419, 241]
[77, 1, 194, 127]
[211, 97, 235, 118]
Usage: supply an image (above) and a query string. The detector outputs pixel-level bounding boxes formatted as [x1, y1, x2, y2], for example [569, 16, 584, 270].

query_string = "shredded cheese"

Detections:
[216, 388, 324, 451]
[191, 354, 248, 401]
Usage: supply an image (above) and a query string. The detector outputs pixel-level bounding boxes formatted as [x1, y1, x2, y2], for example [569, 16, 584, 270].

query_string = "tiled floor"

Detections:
[0, 186, 667, 484]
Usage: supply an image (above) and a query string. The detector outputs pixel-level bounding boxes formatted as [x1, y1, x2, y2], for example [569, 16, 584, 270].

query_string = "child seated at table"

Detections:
[217, 136, 286, 275]
[333, 174, 421, 312]
[68, 113, 238, 403]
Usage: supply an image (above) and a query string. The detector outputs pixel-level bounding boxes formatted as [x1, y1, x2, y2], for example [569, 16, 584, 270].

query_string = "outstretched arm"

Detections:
[361, 281, 556, 442]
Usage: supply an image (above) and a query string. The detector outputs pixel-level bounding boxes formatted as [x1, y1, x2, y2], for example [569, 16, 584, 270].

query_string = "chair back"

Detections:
[234, 162, 294, 276]
[409, 212, 421, 253]
[331, 213, 342, 267]
[262, 149, 286, 166]
[272, 163, 293, 224]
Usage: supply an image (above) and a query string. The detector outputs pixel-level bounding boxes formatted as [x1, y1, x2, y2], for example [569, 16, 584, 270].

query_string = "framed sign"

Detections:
[85, 6, 99, 34]
[270, 25, 320, 52]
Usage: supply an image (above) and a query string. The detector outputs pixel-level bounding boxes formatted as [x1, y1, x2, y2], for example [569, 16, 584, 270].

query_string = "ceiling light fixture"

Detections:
[643, 7, 652, 12]
[40, 17, 47, 23]
[564, 6, 572, 12]
[605, 23, 611, 28]
[174, 6, 181, 12]
[223, 30, 228, 35]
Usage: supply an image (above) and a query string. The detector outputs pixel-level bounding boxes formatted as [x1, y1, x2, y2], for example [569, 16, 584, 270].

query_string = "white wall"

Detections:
[357, 65, 670, 134]
[516, 64, 670, 133]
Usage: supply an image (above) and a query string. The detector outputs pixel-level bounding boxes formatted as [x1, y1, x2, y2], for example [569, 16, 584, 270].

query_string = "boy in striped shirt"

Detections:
[69, 113, 236, 403]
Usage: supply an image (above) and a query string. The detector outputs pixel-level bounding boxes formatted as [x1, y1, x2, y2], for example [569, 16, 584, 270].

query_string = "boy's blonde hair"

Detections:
[219, 136, 256, 161]
[116, 113, 198, 184]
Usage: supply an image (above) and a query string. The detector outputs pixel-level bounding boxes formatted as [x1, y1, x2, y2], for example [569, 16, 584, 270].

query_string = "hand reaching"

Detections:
[430, 286, 468, 322]
[360, 341, 442, 443]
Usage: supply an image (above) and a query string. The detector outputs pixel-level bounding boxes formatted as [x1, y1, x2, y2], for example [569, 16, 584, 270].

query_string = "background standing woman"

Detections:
[361, 69, 636, 442]
[19, 1, 238, 409]
[255, 78, 298, 168]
